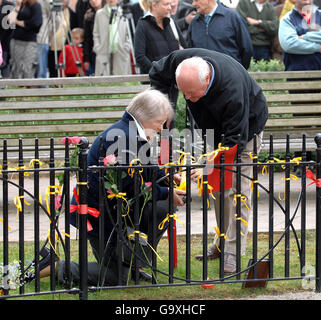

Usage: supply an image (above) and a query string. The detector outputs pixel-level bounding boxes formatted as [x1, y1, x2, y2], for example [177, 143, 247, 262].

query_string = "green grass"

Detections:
[0, 229, 317, 300]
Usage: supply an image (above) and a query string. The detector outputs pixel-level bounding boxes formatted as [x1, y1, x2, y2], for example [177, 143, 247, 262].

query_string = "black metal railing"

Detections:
[1, 133, 321, 300]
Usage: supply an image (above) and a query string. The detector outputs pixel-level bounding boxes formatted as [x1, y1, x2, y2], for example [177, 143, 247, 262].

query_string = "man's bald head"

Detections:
[175, 57, 211, 102]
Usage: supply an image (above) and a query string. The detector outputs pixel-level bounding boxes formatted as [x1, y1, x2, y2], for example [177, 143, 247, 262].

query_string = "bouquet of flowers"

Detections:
[0, 261, 22, 295]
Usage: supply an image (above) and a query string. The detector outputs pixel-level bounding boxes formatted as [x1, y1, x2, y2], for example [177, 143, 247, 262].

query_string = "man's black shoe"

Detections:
[132, 269, 152, 282]
[37, 246, 59, 271]
[24, 271, 36, 284]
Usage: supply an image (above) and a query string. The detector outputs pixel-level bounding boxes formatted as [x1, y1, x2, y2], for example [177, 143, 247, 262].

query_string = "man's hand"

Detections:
[185, 11, 196, 24]
[172, 188, 186, 206]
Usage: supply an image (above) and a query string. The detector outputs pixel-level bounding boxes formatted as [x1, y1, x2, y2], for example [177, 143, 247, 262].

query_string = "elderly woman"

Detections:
[35, 89, 185, 287]
[134, 0, 187, 75]
[8, 0, 42, 79]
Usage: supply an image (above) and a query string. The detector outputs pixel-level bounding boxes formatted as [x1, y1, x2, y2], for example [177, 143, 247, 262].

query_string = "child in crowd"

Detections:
[58, 28, 85, 77]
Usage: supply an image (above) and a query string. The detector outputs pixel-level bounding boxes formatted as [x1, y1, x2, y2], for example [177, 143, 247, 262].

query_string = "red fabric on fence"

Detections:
[207, 144, 238, 193]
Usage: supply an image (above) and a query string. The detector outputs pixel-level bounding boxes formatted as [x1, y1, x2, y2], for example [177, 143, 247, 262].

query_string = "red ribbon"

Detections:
[70, 187, 100, 232]
[306, 169, 321, 188]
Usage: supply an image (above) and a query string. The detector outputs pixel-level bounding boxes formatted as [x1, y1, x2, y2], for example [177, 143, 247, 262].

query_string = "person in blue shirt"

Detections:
[279, 0, 321, 70]
[187, 0, 253, 69]
[278, 0, 321, 174]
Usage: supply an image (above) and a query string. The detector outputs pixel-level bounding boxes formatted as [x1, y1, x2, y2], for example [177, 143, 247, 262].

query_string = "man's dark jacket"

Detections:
[149, 48, 268, 150]
[187, 2, 253, 70]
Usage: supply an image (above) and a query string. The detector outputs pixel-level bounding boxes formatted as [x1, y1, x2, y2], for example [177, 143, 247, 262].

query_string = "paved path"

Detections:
[0, 172, 317, 241]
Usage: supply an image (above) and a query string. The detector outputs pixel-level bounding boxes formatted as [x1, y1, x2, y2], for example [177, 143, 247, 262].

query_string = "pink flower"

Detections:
[61, 136, 82, 145]
[145, 182, 152, 189]
[104, 154, 117, 166]
[55, 194, 62, 210]
[107, 189, 113, 194]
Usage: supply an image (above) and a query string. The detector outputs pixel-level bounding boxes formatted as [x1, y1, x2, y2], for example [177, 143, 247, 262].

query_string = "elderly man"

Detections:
[187, 0, 253, 69]
[149, 48, 268, 274]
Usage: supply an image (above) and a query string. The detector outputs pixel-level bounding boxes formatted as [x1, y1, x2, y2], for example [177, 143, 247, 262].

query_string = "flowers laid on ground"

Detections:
[0, 261, 22, 295]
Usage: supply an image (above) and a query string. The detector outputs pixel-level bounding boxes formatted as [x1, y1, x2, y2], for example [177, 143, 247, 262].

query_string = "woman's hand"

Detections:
[173, 173, 182, 186]
[191, 168, 202, 183]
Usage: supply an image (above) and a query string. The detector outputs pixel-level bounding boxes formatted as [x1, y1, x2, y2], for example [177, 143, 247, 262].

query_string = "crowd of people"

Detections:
[1, 0, 320, 79]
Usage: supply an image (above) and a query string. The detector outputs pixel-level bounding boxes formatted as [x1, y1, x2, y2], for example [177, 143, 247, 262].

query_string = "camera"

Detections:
[117, 0, 131, 14]
[50, 0, 63, 8]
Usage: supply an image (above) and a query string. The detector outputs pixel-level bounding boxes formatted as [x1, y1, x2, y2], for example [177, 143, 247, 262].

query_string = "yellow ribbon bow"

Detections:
[198, 143, 229, 163]
[233, 194, 250, 211]
[107, 192, 130, 216]
[128, 230, 164, 262]
[29, 158, 43, 168]
[214, 226, 228, 252]
[158, 213, 184, 230]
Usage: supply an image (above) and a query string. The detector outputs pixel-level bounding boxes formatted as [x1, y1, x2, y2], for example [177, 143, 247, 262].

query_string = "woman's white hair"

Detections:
[175, 57, 210, 83]
[126, 88, 174, 123]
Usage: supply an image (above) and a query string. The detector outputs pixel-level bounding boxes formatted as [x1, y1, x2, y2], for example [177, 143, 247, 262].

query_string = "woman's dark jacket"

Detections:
[70, 111, 169, 239]
[13, 1, 42, 42]
[134, 14, 187, 74]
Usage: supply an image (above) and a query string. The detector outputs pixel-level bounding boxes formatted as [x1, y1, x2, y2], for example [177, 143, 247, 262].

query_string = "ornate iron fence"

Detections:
[1, 133, 321, 300]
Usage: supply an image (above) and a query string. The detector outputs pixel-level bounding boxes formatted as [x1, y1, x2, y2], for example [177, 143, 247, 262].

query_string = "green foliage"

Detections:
[248, 58, 285, 72]
[174, 92, 187, 133]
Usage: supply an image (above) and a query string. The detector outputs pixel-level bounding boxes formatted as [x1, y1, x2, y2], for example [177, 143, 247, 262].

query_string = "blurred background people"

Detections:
[172, 0, 196, 40]
[134, 0, 187, 75]
[47, 0, 78, 78]
[187, 0, 253, 70]
[8, 0, 43, 78]
[93, 0, 132, 75]
[83, 0, 105, 75]
[237, 0, 279, 61]
[35, 0, 50, 81]
[0, 0, 14, 78]
[58, 27, 85, 76]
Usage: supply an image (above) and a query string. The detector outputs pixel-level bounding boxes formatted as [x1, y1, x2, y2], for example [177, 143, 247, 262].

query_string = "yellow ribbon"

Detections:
[128, 230, 164, 262]
[158, 213, 184, 230]
[128, 158, 144, 177]
[29, 158, 43, 168]
[250, 179, 260, 198]
[0, 217, 12, 230]
[278, 174, 299, 200]
[44, 185, 63, 218]
[107, 192, 130, 216]
[176, 150, 196, 173]
[290, 157, 302, 165]
[13, 195, 31, 217]
[214, 226, 228, 252]
[128, 230, 148, 241]
[233, 194, 250, 211]
[198, 143, 229, 163]
[261, 160, 274, 175]
[273, 157, 286, 169]
[14, 165, 29, 177]
[176, 180, 186, 191]
[234, 214, 249, 227]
